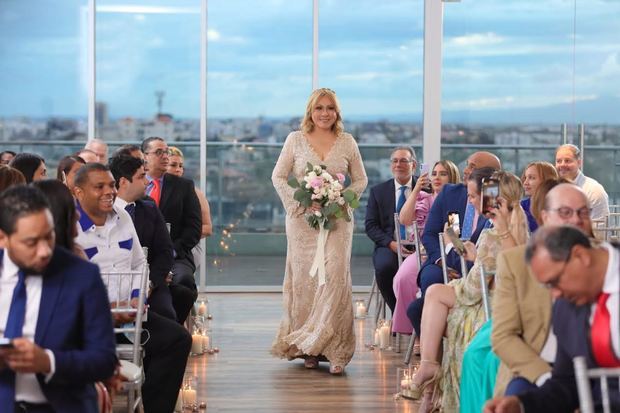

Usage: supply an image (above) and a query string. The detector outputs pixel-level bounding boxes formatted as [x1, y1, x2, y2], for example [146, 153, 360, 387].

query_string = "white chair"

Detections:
[573, 356, 620, 413]
[394, 213, 421, 267]
[101, 263, 149, 413]
[479, 266, 494, 322]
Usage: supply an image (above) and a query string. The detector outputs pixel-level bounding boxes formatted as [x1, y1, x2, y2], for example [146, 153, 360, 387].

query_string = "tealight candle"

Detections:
[355, 302, 367, 318]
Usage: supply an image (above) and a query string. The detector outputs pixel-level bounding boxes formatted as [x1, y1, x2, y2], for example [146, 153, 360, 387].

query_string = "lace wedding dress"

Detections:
[270, 131, 367, 366]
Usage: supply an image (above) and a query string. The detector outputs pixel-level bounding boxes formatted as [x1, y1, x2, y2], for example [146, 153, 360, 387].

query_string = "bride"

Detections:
[270, 88, 367, 374]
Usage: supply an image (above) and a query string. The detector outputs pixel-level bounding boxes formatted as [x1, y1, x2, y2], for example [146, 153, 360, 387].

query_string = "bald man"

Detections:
[555, 144, 609, 221]
[406, 151, 501, 337]
[85, 138, 109, 164]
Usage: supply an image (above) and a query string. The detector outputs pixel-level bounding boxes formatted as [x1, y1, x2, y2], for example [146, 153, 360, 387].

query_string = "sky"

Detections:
[0, 0, 618, 124]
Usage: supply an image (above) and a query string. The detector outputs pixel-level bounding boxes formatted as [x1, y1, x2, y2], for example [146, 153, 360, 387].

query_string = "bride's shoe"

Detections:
[304, 356, 319, 369]
[408, 360, 441, 399]
[329, 364, 344, 375]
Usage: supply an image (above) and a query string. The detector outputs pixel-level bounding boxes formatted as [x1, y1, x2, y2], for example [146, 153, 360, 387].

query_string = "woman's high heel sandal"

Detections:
[304, 356, 319, 369]
[408, 360, 441, 400]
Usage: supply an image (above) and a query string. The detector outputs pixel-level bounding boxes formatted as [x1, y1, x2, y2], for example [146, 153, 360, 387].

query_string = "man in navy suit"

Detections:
[407, 152, 500, 335]
[0, 185, 117, 413]
[485, 225, 620, 412]
[365, 146, 418, 313]
[110, 154, 177, 321]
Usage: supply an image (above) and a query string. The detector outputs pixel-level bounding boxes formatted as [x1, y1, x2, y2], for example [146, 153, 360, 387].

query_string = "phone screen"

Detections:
[447, 212, 460, 236]
[481, 178, 500, 215]
[445, 227, 465, 256]
[420, 163, 429, 175]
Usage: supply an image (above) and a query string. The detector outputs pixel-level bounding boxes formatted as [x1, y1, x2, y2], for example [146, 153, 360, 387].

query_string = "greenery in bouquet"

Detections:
[287, 162, 360, 230]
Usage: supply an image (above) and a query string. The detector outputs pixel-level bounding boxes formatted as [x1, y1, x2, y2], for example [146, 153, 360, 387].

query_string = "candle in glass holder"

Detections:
[198, 301, 207, 316]
[174, 390, 183, 412]
[379, 323, 391, 349]
[373, 328, 380, 346]
[182, 387, 197, 406]
[201, 334, 210, 352]
[191, 333, 203, 355]
[355, 301, 367, 318]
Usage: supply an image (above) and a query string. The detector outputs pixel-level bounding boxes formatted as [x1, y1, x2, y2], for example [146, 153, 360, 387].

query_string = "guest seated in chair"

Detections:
[409, 170, 528, 412]
[392, 160, 460, 335]
[0, 185, 117, 413]
[365, 146, 418, 314]
[73, 163, 191, 413]
[484, 225, 620, 413]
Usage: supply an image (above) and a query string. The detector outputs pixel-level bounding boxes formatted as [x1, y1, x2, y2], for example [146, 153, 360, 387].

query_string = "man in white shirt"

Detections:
[0, 185, 116, 412]
[555, 144, 609, 221]
[73, 163, 191, 413]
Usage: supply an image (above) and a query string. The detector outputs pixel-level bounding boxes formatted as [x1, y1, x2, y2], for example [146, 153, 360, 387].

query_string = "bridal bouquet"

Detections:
[288, 163, 360, 286]
[288, 162, 360, 230]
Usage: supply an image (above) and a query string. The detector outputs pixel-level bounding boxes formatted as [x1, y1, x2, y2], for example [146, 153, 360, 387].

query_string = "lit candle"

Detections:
[191, 334, 203, 355]
[182, 388, 197, 406]
[400, 378, 412, 390]
[198, 301, 207, 316]
[373, 328, 380, 346]
[379, 324, 391, 349]
[355, 302, 367, 318]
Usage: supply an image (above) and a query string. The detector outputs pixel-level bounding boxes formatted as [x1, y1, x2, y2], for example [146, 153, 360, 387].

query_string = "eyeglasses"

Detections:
[542, 252, 571, 289]
[391, 158, 414, 165]
[146, 148, 171, 157]
[545, 206, 591, 219]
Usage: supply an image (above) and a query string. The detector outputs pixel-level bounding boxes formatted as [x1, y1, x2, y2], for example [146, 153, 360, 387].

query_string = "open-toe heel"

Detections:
[329, 364, 344, 375]
[304, 356, 319, 369]
[408, 360, 441, 400]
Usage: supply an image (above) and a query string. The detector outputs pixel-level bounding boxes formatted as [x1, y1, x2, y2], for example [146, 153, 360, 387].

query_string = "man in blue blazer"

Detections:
[0, 185, 117, 413]
[407, 152, 500, 335]
[365, 146, 418, 313]
[485, 225, 620, 412]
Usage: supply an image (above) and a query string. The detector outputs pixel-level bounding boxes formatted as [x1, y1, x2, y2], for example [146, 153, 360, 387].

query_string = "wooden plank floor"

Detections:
[186, 293, 421, 413]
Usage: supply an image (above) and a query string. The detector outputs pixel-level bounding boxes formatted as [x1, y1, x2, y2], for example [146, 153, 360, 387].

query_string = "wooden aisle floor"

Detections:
[186, 293, 421, 413]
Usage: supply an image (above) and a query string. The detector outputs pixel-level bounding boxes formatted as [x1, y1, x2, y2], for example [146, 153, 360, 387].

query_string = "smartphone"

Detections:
[445, 227, 466, 256]
[481, 178, 500, 215]
[419, 163, 432, 193]
[447, 211, 460, 236]
[0, 338, 14, 349]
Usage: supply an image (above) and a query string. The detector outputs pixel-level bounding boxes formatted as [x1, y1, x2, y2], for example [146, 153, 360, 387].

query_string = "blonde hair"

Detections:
[300, 88, 344, 136]
[169, 146, 184, 158]
[434, 160, 461, 184]
[521, 161, 558, 184]
[492, 170, 529, 245]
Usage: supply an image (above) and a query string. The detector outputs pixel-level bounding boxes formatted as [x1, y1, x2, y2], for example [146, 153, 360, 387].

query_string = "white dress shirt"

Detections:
[574, 171, 610, 221]
[393, 177, 413, 210]
[0, 252, 55, 403]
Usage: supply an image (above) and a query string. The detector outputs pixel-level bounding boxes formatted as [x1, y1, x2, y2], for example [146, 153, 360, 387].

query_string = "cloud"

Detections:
[448, 32, 504, 47]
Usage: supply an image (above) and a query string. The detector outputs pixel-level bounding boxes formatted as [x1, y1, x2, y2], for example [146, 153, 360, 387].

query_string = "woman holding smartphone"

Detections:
[408, 170, 528, 412]
[391, 160, 460, 336]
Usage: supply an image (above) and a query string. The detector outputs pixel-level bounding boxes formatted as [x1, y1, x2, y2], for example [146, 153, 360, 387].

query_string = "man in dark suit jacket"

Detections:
[142, 137, 202, 324]
[110, 154, 177, 321]
[407, 154, 500, 336]
[0, 186, 117, 413]
[365, 146, 418, 313]
[484, 226, 620, 413]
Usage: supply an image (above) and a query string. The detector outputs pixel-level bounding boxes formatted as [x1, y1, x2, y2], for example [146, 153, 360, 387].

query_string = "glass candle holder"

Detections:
[397, 363, 419, 399]
[181, 376, 198, 410]
[378, 319, 391, 350]
[191, 328, 204, 356]
[354, 299, 367, 319]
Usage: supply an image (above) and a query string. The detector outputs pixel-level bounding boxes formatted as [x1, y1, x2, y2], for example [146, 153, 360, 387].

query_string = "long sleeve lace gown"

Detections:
[271, 131, 368, 367]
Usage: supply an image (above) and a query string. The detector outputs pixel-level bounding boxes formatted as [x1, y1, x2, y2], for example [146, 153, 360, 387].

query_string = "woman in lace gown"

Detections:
[271, 88, 368, 374]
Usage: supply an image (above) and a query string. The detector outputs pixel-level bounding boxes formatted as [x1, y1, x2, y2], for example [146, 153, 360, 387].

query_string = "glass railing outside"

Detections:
[3, 137, 620, 285]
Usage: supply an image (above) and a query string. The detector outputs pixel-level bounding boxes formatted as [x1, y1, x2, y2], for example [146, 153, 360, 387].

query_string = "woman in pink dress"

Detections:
[392, 160, 460, 335]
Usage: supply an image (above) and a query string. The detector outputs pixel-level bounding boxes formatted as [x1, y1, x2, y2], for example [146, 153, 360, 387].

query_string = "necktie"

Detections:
[125, 203, 136, 221]
[591, 292, 620, 367]
[0, 269, 27, 407]
[396, 186, 407, 240]
[461, 203, 475, 240]
[149, 179, 161, 207]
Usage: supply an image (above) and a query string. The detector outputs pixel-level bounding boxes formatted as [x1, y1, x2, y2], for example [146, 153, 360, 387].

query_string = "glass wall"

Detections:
[0, 0, 88, 159]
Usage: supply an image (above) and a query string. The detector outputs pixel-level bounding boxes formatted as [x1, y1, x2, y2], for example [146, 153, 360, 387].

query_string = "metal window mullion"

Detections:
[199, 0, 208, 292]
[312, 0, 319, 90]
[422, 0, 443, 164]
[88, 0, 96, 141]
